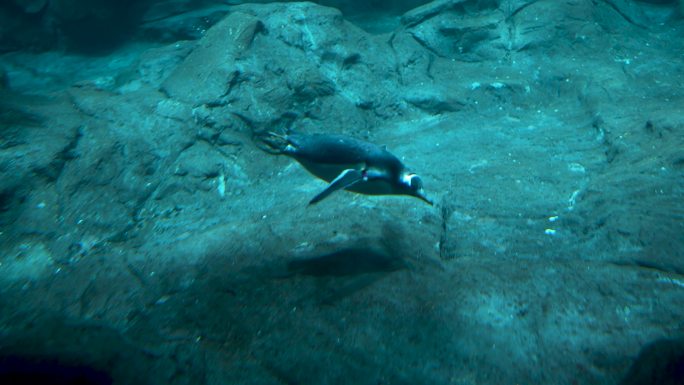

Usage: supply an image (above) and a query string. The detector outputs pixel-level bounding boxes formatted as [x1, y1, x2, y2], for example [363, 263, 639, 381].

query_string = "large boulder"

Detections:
[162, 2, 404, 132]
[0, 0, 431, 52]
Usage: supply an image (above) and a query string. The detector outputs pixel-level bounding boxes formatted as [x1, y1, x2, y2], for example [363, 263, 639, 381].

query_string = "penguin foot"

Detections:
[254, 130, 288, 154]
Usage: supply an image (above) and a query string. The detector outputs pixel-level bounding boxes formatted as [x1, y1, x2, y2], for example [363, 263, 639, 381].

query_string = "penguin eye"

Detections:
[409, 174, 423, 190]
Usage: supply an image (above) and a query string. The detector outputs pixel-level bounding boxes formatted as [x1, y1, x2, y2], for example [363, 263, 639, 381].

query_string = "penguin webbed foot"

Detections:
[254, 130, 289, 154]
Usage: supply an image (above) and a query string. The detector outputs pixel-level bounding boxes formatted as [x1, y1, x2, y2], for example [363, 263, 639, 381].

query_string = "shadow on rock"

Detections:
[281, 245, 409, 306]
[286, 247, 406, 277]
[0, 355, 112, 385]
[620, 338, 684, 385]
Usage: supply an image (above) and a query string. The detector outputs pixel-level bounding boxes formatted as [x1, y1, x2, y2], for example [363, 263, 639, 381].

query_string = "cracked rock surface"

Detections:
[1, 1, 683, 385]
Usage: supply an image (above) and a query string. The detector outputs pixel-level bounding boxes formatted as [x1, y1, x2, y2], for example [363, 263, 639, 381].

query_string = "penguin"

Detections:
[262, 132, 433, 205]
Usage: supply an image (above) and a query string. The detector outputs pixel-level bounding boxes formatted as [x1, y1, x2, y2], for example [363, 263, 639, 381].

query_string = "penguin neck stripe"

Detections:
[402, 173, 415, 185]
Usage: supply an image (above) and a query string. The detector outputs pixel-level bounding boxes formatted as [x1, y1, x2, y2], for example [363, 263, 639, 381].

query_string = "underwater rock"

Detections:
[0, 95, 80, 234]
[135, 41, 195, 89]
[286, 247, 405, 277]
[287, 67, 337, 102]
[3, 0, 679, 54]
[0, 67, 7, 89]
[597, 0, 680, 26]
[0, 2, 683, 385]
[404, 89, 465, 113]
[620, 338, 684, 385]
[174, 141, 224, 179]
[405, 5, 504, 61]
[10, 0, 48, 14]
[162, 2, 402, 130]
[161, 11, 264, 104]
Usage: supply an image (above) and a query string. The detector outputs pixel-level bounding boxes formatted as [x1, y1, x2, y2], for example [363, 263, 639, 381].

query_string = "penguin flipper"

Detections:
[309, 169, 364, 205]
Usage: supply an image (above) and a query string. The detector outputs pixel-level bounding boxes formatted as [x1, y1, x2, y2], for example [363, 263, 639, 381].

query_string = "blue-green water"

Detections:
[0, 1, 683, 384]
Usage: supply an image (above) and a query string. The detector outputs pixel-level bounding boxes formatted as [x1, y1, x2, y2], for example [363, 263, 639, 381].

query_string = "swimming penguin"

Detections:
[262, 132, 433, 205]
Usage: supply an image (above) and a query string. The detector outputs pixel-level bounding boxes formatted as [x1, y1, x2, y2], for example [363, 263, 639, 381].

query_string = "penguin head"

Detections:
[400, 172, 433, 205]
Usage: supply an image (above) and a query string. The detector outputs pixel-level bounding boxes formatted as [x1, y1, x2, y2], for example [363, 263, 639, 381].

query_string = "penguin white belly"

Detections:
[346, 179, 394, 195]
[296, 159, 393, 195]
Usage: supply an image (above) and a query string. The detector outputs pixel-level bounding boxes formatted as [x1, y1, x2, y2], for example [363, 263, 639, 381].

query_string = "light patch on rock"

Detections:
[293, 5, 318, 50]
[328, 232, 350, 244]
[217, 171, 226, 198]
[568, 163, 586, 174]
[293, 242, 315, 255]
[0, 242, 54, 283]
[567, 189, 581, 210]
[473, 292, 517, 328]
[155, 98, 191, 120]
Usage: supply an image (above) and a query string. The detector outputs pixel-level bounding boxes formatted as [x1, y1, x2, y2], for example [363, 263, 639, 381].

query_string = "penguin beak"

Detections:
[402, 173, 433, 205]
[415, 189, 433, 206]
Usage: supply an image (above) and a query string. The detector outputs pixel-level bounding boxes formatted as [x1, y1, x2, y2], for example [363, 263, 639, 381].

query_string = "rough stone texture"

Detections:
[0, 0, 430, 52]
[0, 1, 683, 385]
[2, 0, 683, 52]
[162, 2, 405, 133]
[161, 11, 266, 104]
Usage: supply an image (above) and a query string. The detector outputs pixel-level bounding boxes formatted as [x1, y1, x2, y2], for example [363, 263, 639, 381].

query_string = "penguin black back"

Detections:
[284, 133, 405, 176]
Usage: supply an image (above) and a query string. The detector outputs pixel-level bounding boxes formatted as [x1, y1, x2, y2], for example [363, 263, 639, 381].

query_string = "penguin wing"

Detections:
[309, 169, 365, 205]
